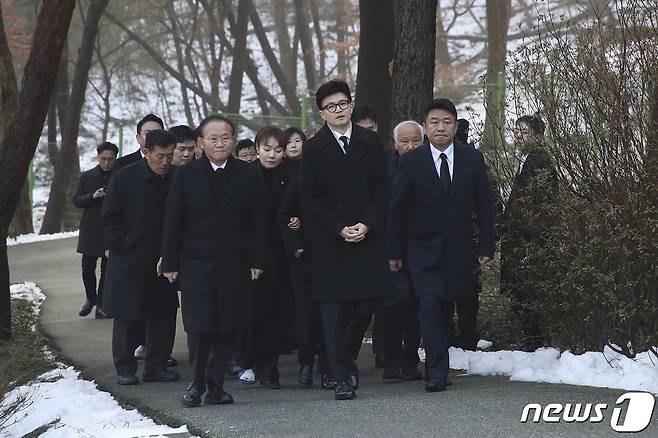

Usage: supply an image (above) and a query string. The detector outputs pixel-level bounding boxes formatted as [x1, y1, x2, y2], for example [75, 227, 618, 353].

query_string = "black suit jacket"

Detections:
[388, 141, 494, 301]
[161, 155, 266, 334]
[72, 165, 111, 256]
[101, 160, 178, 320]
[300, 123, 390, 301]
[112, 149, 142, 175]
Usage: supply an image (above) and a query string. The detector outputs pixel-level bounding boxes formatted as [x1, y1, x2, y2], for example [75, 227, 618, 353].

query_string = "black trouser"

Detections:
[447, 298, 480, 350]
[417, 295, 451, 382]
[382, 299, 421, 368]
[320, 299, 376, 382]
[187, 332, 234, 392]
[81, 254, 107, 307]
[502, 263, 545, 348]
[112, 314, 176, 376]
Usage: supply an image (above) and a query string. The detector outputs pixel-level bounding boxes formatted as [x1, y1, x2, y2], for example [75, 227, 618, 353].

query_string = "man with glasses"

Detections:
[161, 114, 266, 407]
[300, 79, 390, 400]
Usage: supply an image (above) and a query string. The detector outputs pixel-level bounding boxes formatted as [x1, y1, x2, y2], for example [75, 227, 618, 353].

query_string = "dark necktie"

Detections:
[339, 136, 349, 154]
[440, 153, 451, 195]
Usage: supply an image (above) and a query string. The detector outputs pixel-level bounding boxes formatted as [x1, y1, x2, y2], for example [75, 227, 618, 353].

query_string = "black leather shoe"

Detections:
[348, 366, 359, 390]
[298, 365, 313, 387]
[181, 383, 203, 407]
[117, 374, 138, 385]
[399, 365, 423, 381]
[143, 368, 180, 382]
[334, 380, 356, 400]
[205, 390, 234, 405]
[321, 374, 337, 390]
[260, 379, 281, 389]
[382, 366, 400, 380]
[165, 357, 178, 367]
[425, 379, 447, 392]
[79, 300, 94, 317]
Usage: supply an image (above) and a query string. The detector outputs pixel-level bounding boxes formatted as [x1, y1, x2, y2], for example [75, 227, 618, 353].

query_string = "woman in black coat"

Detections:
[243, 127, 296, 388]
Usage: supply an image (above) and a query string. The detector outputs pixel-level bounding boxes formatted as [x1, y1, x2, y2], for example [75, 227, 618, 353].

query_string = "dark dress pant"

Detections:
[112, 314, 175, 376]
[81, 255, 107, 307]
[187, 332, 234, 392]
[417, 295, 451, 381]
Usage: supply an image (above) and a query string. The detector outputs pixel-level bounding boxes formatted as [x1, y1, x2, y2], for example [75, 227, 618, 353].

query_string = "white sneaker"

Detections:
[239, 368, 256, 385]
[134, 345, 148, 359]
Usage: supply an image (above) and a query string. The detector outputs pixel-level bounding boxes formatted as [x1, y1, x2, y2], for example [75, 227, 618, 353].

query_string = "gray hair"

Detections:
[393, 120, 423, 143]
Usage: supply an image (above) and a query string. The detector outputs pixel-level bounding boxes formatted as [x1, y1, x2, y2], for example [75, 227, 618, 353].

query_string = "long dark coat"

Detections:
[500, 147, 558, 292]
[388, 141, 494, 302]
[300, 123, 390, 301]
[101, 160, 178, 321]
[161, 156, 267, 334]
[73, 165, 111, 256]
[244, 160, 296, 355]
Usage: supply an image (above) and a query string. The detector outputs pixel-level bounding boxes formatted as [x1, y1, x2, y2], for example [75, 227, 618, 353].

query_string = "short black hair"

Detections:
[456, 119, 470, 144]
[196, 114, 236, 138]
[283, 127, 307, 149]
[136, 114, 164, 134]
[255, 126, 285, 148]
[351, 105, 377, 124]
[96, 141, 118, 155]
[145, 129, 176, 151]
[423, 98, 457, 121]
[516, 115, 545, 137]
[315, 79, 352, 110]
[168, 125, 197, 143]
[236, 138, 255, 154]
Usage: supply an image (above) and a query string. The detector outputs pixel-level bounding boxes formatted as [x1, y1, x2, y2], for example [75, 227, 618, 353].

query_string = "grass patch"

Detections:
[0, 297, 54, 430]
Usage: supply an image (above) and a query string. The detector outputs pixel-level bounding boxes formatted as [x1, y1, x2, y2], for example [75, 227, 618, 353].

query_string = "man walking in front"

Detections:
[388, 98, 494, 392]
[301, 79, 390, 400]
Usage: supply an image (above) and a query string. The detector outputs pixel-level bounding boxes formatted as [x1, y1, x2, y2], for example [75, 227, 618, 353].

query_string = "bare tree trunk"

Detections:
[41, 0, 110, 234]
[335, 0, 347, 79]
[227, 0, 249, 114]
[356, 0, 394, 145]
[294, 0, 317, 91]
[0, 0, 76, 341]
[481, 0, 511, 155]
[165, 2, 194, 127]
[436, 0, 451, 68]
[309, 0, 325, 79]
[391, 0, 437, 125]
[0, 1, 33, 237]
[272, 0, 295, 82]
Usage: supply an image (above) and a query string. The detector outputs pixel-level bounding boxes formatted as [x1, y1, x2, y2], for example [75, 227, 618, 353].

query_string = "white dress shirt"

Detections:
[518, 153, 528, 174]
[329, 123, 353, 154]
[430, 142, 454, 179]
[209, 159, 227, 171]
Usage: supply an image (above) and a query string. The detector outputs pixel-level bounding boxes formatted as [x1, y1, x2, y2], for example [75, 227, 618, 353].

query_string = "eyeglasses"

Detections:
[321, 100, 351, 113]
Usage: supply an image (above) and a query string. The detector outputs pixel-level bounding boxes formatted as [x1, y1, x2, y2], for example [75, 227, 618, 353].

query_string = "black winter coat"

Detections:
[101, 160, 178, 320]
[73, 165, 111, 256]
[161, 156, 267, 334]
[300, 124, 390, 301]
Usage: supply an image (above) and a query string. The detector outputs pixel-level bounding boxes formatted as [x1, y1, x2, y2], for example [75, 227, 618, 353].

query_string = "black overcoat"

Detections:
[500, 147, 558, 288]
[73, 165, 111, 256]
[112, 149, 142, 175]
[161, 156, 267, 334]
[101, 160, 178, 320]
[388, 141, 494, 302]
[300, 123, 390, 301]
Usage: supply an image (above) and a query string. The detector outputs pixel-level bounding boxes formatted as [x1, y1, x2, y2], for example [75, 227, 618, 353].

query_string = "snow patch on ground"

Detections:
[420, 341, 658, 395]
[1, 282, 197, 438]
[6, 231, 78, 247]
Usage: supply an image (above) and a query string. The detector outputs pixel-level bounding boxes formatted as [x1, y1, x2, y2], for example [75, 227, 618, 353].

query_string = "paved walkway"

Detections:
[8, 237, 657, 437]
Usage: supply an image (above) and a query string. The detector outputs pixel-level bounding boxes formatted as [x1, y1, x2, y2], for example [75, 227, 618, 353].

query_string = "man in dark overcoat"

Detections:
[388, 98, 494, 393]
[300, 79, 390, 400]
[102, 130, 179, 386]
[161, 115, 266, 407]
[112, 114, 164, 174]
[73, 141, 118, 318]
[501, 115, 558, 351]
